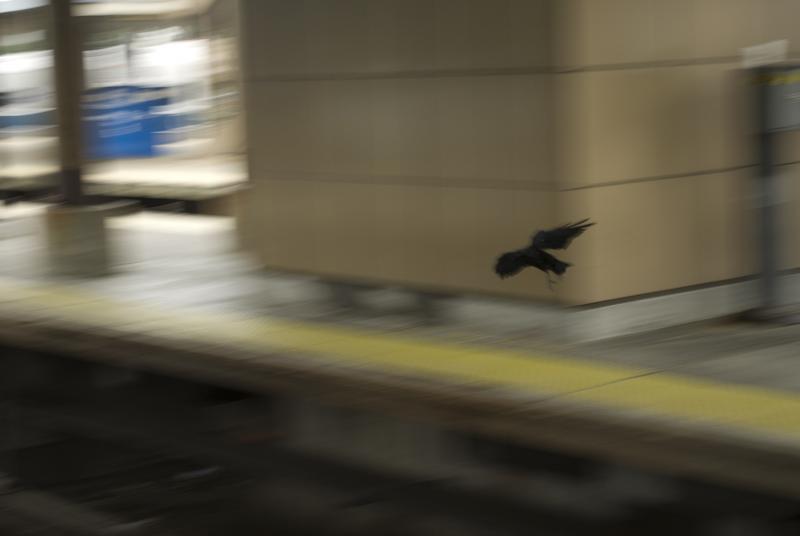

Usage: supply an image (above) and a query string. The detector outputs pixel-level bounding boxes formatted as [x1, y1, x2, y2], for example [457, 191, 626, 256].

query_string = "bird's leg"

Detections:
[545, 273, 556, 291]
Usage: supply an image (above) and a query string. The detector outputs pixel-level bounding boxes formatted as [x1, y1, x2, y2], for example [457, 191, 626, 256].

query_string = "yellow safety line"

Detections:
[573, 374, 800, 438]
[4, 279, 800, 442]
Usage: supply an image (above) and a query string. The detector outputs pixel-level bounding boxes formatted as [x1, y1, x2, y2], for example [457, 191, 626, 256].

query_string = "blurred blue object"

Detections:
[82, 85, 169, 159]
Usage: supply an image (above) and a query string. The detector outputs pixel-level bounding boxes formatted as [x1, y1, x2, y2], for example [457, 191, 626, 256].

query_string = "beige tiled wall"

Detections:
[249, 178, 557, 298]
[553, 0, 795, 68]
[240, 0, 557, 301]
[553, 0, 800, 305]
[558, 171, 756, 304]
[556, 65, 754, 188]
[239, 0, 800, 305]
[246, 75, 553, 184]
[243, 0, 552, 77]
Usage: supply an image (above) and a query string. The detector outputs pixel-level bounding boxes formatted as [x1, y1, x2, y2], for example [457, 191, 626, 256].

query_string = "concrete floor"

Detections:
[0, 203, 798, 397]
[2, 205, 800, 503]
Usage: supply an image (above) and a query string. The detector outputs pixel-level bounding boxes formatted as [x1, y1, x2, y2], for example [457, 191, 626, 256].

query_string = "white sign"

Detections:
[742, 40, 789, 69]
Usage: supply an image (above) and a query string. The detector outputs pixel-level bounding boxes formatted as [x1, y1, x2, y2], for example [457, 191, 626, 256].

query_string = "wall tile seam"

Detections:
[560, 161, 800, 192]
[250, 161, 800, 192]
[241, 54, 798, 83]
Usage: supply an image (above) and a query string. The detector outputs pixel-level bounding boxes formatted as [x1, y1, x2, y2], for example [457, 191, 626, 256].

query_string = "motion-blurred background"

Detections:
[2, 2, 800, 536]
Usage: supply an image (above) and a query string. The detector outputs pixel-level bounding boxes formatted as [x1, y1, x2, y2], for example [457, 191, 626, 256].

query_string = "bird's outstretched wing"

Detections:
[494, 250, 528, 278]
[532, 219, 594, 250]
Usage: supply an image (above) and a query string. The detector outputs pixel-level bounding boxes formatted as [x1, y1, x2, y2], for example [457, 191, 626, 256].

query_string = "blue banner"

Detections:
[82, 85, 170, 159]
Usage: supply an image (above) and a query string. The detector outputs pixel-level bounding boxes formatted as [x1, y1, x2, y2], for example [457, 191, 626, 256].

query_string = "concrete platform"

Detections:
[0, 207, 799, 498]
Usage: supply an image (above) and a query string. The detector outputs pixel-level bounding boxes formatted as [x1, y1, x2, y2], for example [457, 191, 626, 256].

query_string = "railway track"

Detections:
[2, 348, 800, 536]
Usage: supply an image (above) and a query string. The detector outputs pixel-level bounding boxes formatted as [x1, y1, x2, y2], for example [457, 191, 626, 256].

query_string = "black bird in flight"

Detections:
[494, 219, 594, 288]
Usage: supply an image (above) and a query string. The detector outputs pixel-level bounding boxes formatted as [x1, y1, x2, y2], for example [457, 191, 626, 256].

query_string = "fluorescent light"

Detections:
[73, 0, 215, 17]
[0, 0, 47, 15]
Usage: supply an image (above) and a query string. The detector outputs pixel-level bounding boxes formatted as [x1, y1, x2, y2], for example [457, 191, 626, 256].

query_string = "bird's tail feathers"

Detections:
[551, 258, 570, 276]
[568, 219, 595, 231]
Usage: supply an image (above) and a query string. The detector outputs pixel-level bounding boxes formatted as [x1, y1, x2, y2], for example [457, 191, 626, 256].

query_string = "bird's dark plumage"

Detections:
[494, 220, 594, 286]
[532, 219, 594, 250]
[495, 251, 526, 278]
